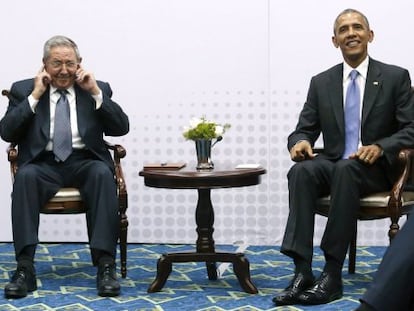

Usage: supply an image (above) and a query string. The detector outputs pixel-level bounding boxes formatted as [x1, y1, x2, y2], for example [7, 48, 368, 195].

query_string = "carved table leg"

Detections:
[147, 254, 172, 293]
[232, 254, 258, 294]
[147, 188, 257, 294]
[196, 189, 217, 280]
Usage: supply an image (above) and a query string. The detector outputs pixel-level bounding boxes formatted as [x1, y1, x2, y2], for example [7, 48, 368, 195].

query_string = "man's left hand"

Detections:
[349, 144, 383, 164]
[75, 65, 100, 95]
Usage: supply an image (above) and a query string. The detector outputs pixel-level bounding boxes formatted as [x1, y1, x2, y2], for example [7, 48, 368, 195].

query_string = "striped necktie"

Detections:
[342, 70, 360, 159]
[53, 89, 72, 162]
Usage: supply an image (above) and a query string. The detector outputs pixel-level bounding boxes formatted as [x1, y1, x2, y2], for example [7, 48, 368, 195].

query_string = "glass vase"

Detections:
[195, 139, 214, 170]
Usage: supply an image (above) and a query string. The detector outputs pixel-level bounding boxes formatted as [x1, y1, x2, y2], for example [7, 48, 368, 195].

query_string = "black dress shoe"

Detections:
[272, 272, 315, 306]
[296, 271, 342, 305]
[97, 263, 120, 297]
[4, 265, 37, 299]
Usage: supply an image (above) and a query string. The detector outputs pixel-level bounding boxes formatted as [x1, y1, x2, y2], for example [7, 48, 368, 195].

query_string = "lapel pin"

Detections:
[373, 81, 379, 85]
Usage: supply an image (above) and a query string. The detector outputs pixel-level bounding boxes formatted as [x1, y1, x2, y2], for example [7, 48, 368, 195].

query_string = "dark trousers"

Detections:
[281, 157, 390, 269]
[11, 150, 119, 264]
[362, 214, 414, 311]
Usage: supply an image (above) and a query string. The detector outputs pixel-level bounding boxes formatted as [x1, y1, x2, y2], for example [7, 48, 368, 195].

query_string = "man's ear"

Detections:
[368, 30, 374, 43]
[332, 36, 339, 48]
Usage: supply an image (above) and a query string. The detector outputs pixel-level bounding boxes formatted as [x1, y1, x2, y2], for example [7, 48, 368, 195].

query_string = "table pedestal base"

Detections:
[138, 172, 266, 296]
[147, 251, 258, 294]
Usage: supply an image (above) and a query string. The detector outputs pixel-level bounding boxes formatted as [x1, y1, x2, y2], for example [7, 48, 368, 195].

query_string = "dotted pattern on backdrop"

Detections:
[37, 88, 398, 247]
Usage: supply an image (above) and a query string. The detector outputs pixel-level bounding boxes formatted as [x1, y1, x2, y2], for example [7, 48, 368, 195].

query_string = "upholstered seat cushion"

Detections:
[49, 188, 82, 202]
[318, 191, 414, 208]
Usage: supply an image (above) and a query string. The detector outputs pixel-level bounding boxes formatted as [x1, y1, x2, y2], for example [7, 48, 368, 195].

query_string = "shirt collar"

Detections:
[343, 56, 369, 82]
[50, 85, 75, 97]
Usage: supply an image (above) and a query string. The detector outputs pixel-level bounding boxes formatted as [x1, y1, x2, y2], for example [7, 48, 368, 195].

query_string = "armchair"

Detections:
[314, 148, 414, 273]
[2, 89, 129, 278]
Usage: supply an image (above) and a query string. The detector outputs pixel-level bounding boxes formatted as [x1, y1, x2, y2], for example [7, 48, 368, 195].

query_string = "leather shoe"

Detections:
[97, 262, 120, 297]
[272, 272, 314, 306]
[296, 271, 342, 305]
[4, 265, 37, 299]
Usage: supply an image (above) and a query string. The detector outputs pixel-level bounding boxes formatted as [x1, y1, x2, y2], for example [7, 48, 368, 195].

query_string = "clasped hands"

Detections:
[290, 140, 382, 164]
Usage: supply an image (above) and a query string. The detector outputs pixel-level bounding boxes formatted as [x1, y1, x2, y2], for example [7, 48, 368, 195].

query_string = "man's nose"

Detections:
[348, 27, 356, 36]
[60, 64, 70, 72]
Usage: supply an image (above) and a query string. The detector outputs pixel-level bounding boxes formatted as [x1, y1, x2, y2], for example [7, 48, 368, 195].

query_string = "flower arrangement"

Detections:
[182, 116, 231, 141]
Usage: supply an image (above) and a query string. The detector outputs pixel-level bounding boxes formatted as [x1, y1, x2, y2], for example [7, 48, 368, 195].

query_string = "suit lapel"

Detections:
[74, 86, 92, 138]
[37, 88, 51, 139]
[362, 60, 382, 125]
[328, 65, 345, 136]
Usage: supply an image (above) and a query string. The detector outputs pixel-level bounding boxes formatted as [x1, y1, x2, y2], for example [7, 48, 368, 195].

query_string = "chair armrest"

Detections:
[105, 141, 127, 160]
[3, 90, 18, 180]
[1, 89, 10, 98]
[382, 148, 414, 226]
[311, 147, 414, 206]
[6, 137, 128, 213]
[390, 148, 414, 199]
[104, 141, 127, 198]
[7, 143, 18, 181]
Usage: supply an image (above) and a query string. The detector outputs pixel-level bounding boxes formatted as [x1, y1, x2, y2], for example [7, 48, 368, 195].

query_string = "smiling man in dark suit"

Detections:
[0, 35, 129, 298]
[272, 8, 414, 306]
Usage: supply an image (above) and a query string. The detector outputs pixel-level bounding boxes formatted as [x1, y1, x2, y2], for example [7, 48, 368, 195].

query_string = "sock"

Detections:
[16, 258, 35, 275]
[294, 257, 312, 275]
[16, 245, 36, 264]
[323, 256, 342, 279]
[96, 251, 115, 266]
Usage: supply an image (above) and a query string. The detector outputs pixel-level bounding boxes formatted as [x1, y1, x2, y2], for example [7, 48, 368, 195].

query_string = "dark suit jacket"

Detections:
[287, 58, 414, 180]
[0, 78, 129, 169]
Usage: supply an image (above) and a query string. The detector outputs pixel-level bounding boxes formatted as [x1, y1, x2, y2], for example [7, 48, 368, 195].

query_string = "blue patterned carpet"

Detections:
[0, 243, 384, 310]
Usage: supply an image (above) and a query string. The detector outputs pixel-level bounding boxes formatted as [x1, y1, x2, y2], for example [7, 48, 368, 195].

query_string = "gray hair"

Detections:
[43, 35, 81, 61]
[333, 8, 370, 35]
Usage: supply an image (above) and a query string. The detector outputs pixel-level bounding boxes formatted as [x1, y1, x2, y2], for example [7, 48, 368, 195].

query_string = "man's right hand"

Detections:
[290, 140, 315, 162]
[31, 67, 51, 100]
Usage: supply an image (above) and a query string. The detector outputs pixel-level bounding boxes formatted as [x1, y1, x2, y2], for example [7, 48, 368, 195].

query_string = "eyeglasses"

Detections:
[47, 61, 78, 70]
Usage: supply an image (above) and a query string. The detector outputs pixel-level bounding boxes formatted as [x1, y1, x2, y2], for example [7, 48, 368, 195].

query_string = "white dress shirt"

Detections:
[28, 85, 103, 151]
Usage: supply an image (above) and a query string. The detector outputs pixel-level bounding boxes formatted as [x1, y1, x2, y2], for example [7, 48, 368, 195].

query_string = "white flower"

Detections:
[215, 125, 224, 136]
[189, 117, 203, 129]
[182, 116, 231, 141]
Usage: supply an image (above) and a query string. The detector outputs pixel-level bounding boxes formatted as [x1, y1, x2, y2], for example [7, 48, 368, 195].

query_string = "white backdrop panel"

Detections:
[0, 0, 412, 246]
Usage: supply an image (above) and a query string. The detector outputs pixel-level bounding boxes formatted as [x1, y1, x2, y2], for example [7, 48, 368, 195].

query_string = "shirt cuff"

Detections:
[28, 94, 39, 112]
[92, 89, 103, 109]
[375, 144, 384, 156]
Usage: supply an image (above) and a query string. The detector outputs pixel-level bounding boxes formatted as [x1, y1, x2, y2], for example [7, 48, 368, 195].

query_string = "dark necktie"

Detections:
[343, 70, 360, 159]
[53, 90, 72, 162]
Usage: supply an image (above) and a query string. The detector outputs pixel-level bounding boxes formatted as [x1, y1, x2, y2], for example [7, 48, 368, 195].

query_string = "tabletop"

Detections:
[139, 165, 266, 189]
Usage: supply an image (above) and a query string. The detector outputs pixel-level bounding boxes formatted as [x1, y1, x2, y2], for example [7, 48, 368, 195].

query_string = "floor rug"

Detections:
[0, 243, 384, 310]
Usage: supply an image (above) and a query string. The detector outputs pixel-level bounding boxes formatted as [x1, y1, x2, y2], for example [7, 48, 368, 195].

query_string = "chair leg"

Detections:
[119, 212, 128, 278]
[348, 221, 357, 274]
[388, 216, 401, 241]
[119, 226, 127, 278]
